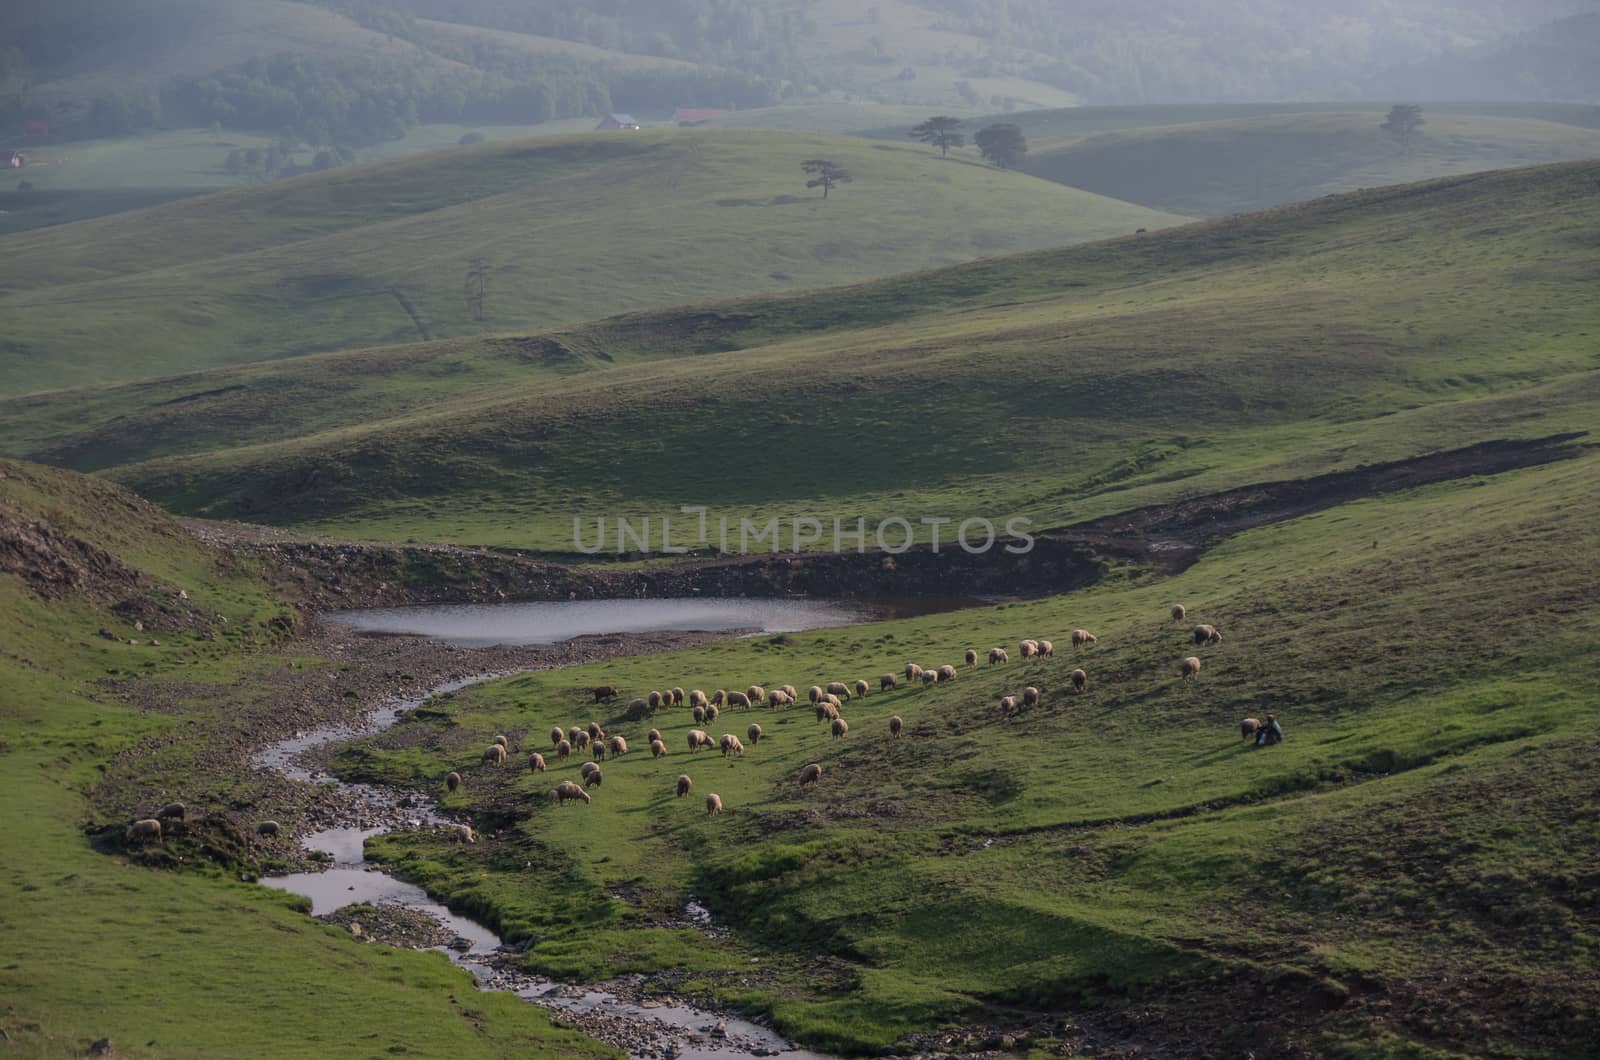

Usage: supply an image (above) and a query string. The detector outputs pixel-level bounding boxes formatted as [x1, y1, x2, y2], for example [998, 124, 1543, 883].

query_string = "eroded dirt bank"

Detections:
[184, 432, 1589, 611]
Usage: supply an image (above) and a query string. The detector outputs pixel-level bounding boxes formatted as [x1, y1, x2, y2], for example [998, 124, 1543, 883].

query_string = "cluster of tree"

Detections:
[911, 116, 1027, 168]
[222, 140, 359, 181]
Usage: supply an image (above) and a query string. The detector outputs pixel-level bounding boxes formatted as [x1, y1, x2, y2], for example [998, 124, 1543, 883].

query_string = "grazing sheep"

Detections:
[553, 780, 591, 805]
[688, 729, 712, 752]
[648, 691, 663, 710]
[826, 681, 852, 700]
[706, 793, 724, 816]
[747, 723, 763, 745]
[580, 761, 600, 780]
[711, 690, 726, 706]
[126, 818, 162, 843]
[831, 717, 849, 738]
[1241, 717, 1261, 740]
[989, 647, 1009, 665]
[677, 774, 693, 798]
[999, 695, 1019, 712]
[593, 685, 620, 702]
[568, 725, 583, 745]
[905, 663, 924, 683]
[922, 669, 937, 686]
[556, 739, 572, 760]
[937, 664, 957, 682]
[1171, 604, 1187, 623]
[799, 763, 822, 787]
[782, 684, 798, 702]
[1038, 639, 1054, 658]
[726, 691, 752, 710]
[1181, 656, 1202, 679]
[1071, 668, 1088, 693]
[880, 673, 898, 692]
[705, 704, 721, 724]
[888, 715, 903, 738]
[854, 679, 870, 699]
[689, 689, 708, 708]
[482, 744, 507, 766]
[588, 722, 605, 740]
[609, 735, 628, 756]
[446, 771, 462, 792]
[671, 687, 686, 706]
[1193, 624, 1223, 646]
[625, 697, 648, 718]
[1020, 639, 1038, 659]
[584, 767, 604, 789]
[721, 733, 745, 757]
[528, 753, 546, 773]
[455, 824, 476, 843]
[648, 728, 662, 744]
[492, 734, 509, 749]
[1022, 686, 1040, 708]
[550, 726, 565, 748]
[821, 692, 842, 708]
[593, 740, 607, 761]
[816, 701, 840, 723]
[747, 685, 766, 705]
[156, 802, 186, 821]
[574, 731, 591, 751]
[768, 689, 793, 707]
[808, 685, 824, 704]
[1071, 629, 1097, 648]
[965, 648, 978, 668]
[257, 820, 281, 838]
[651, 738, 667, 758]
[692, 704, 707, 723]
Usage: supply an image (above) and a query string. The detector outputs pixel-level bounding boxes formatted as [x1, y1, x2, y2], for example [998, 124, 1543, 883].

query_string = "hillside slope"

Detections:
[5, 159, 1597, 553]
[1023, 110, 1600, 216]
[0, 130, 1180, 395]
[0, 458, 613, 1057]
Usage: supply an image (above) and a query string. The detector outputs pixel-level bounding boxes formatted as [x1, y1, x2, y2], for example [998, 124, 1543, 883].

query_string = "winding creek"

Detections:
[254, 601, 860, 1059]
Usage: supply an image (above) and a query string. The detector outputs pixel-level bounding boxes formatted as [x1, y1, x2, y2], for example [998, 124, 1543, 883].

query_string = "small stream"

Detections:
[255, 676, 836, 1060]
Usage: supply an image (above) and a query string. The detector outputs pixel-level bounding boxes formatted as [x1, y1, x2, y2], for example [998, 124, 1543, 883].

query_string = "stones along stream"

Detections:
[252, 605, 864, 1059]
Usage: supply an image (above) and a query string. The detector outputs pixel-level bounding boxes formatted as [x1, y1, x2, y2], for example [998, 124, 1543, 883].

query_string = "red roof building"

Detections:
[672, 107, 729, 127]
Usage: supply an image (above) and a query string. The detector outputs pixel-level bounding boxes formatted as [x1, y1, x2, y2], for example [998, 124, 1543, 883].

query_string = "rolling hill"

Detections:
[1022, 109, 1600, 217]
[5, 159, 1596, 554]
[0, 129, 1181, 395]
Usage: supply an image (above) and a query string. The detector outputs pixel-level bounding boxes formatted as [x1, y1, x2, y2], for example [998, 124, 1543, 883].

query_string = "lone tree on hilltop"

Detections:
[911, 116, 964, 157]
[1381, 104, 1425, 150]
[802, 159, 852, 199]
[975, 123, 1028, 169]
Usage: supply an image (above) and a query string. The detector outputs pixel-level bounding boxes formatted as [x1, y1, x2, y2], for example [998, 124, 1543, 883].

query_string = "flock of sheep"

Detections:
[441, 602, 1237, 830]
[123, 603, 1240, 846]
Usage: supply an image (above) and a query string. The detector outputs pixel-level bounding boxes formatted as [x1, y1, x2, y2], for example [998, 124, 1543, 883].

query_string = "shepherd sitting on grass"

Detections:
[1256, 713, 1284, 746]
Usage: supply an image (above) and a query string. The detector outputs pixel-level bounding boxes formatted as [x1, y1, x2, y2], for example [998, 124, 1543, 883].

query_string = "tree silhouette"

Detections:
[1381, 104, 1425, 150]
[975, 123, 1028, 169]
[802, 159, 852, 199]
[911, 116, 964, 157]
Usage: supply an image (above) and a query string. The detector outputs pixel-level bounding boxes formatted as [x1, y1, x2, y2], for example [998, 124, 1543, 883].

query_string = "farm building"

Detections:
[596, 114, 641, 131]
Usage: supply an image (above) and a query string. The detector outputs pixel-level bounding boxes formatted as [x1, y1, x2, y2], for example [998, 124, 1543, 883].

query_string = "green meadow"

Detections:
[0, 129, 1179, 394]
[336, 441, 1600, 1055]
[0, 459, 616, 1058]
[5, 159, 1594, 554]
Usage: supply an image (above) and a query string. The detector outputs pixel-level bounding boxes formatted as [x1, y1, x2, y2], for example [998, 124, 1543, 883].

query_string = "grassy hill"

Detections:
[6, 159, 1595, 553]
[333, 416, 1600, 1055]
[1022, 109, 1600, 217]
[0, 129, 1180, 395]
[0, 457, 614, 1057]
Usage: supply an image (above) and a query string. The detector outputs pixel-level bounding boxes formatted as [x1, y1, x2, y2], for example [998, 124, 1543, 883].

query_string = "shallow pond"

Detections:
[327, 595, 976, 647]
